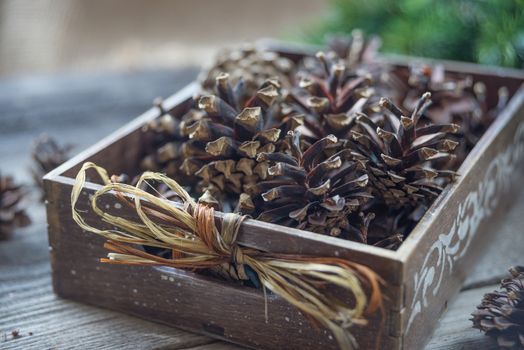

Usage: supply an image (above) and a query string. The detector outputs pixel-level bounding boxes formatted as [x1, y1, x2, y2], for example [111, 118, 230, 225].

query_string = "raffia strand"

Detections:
[71, 162, 384, 350]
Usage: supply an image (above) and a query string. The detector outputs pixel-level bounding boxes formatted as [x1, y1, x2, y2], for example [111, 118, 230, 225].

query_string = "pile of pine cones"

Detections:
[137, 33, 508, 250]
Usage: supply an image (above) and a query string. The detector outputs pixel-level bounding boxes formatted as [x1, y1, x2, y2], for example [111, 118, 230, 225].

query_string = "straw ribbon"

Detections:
[71, 162, 384, 350]
[193, 205, 252, 281]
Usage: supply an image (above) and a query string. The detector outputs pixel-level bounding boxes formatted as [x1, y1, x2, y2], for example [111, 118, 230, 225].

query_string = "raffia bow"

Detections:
[71, 162, 384, 349]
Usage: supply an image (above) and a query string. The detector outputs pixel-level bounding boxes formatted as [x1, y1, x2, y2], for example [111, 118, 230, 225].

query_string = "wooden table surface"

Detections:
[1, 69, 523, 350]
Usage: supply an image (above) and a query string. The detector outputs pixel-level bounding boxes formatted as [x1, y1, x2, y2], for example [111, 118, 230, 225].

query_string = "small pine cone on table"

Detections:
[0, 174, 31, 240]
[471, 266, 524, 349]
[31, 134, 72, 194]
[349, 92, 460, 210]
[248, 130, 374, 242]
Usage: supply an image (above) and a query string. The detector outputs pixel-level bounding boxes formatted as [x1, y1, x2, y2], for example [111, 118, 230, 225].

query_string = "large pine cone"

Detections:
[350, 93, 459, 209]
[250, 131, 374, 242]
[471, 266, 524, 349]
[289, 49, 374, 141]
[0, 174, 31, 239]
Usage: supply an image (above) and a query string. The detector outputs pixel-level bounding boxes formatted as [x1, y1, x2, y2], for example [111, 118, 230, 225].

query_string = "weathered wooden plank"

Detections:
[186, 342, 244, 350]
[0, 215, 215, 350]
[0, 279, 215, 349]
[44, 178, 399, 350]
[0, 233, 509, 350]
[425, 284, 500, 350]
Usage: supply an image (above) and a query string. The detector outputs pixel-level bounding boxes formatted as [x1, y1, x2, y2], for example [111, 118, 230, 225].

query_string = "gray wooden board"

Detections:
[425, 284, 501, 350]
[0, 69, 522, 349]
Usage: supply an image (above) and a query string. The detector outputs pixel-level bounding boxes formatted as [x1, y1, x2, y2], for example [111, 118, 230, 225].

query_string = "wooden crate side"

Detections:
[51, 171, 403, 286]
[400, 88, 524, 350]
[44, 176, 401, 350]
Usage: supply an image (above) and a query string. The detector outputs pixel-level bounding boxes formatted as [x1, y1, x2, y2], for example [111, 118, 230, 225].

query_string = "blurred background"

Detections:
[0, 0, 325, 77]
[310, 0, 524, 68]
[1, 0, 523, 78]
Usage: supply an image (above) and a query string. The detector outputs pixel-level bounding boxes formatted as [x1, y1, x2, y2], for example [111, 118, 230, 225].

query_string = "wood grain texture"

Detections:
[0, 197, 215, 350]
[426, 285, 501, 350]
[3, 194, 522, 350]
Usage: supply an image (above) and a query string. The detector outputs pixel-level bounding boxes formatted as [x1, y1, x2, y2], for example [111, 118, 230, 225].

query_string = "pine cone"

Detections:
[303, 30, 381, 77]
[403, 64, 509, 165]
[135, 42, 484, 250]
[289, 41, 404, 143]
[288, 49, 374, 141]
[350, 92, 460, 209]
[179, 74, 297, 208]
[199, 45, 295, 95]
[250, 131, 373, 241]
[139, 98, 190, 182]
[31, 134, 72, 193]
[471, 266, 524, 349]
[139, 76, 298, 211]
[0, 174, 31, 240]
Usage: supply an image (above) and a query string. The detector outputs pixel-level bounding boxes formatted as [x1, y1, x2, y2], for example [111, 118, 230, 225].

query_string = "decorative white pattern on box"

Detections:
[406, 123, 524, 332]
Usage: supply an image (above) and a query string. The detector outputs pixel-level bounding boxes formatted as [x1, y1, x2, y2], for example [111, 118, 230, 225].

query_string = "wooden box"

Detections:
[44, 44, 524, 350]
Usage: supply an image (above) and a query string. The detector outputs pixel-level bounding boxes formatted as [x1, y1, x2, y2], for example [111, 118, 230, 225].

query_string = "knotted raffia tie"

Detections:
[71, 162, 384, 350]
